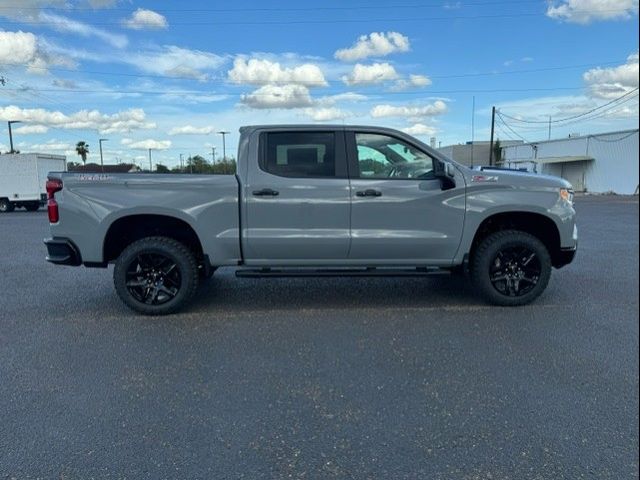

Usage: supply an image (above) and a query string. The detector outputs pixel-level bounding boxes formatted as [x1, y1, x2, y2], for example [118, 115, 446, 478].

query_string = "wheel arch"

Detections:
[468, 211, 564, 268]
[103, 213, 205, 263]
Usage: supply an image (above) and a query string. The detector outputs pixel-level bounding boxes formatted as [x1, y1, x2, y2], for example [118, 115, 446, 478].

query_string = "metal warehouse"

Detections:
[500, 129, 639, 194]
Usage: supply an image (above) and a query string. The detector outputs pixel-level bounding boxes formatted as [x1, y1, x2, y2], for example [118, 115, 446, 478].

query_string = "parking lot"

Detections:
[0, 195, 637, 479]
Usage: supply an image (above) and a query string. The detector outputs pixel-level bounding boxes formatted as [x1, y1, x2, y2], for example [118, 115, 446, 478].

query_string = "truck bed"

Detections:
[48, 172, 241, 266]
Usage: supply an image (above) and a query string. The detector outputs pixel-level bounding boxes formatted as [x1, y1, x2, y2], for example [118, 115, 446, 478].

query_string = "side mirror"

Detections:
[434, 161, 456, 190]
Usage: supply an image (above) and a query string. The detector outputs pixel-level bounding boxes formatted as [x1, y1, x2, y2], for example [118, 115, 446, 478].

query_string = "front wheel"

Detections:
[471, 230, 552, 306]
[113, 236, 199, 315]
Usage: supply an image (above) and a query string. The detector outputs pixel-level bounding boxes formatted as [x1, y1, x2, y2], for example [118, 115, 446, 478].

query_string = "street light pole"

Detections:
[7, 121, 21, 154]
[217, 131, 229, 161]
[98, 138, 108, 172]
[148, 148, 153, 172]
[180, 153, 184, 172]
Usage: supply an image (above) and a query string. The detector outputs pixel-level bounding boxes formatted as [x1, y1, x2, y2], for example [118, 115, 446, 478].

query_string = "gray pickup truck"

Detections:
[44, 125, 577, 315]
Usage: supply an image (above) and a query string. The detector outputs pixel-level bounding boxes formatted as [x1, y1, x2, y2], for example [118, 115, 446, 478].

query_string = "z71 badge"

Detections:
[471, 175, 499, 183]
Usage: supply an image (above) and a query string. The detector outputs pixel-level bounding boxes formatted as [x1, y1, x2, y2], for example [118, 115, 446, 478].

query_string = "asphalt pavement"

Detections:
[0, 195, 638, 479]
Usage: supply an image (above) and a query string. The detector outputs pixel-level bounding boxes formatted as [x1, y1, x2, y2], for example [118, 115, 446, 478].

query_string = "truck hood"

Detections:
[466, 169, 573, 190]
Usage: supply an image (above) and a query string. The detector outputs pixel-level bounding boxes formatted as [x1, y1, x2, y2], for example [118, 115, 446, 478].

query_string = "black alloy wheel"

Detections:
[489, 246, 542, 297]
[125, 253, 182, 305]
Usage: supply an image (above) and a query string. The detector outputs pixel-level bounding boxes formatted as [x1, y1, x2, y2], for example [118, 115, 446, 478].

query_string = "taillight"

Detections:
[46, 178, 63, 223]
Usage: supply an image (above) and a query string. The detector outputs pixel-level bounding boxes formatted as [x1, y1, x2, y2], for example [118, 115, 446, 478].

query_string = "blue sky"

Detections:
[0, 0, 638, 168]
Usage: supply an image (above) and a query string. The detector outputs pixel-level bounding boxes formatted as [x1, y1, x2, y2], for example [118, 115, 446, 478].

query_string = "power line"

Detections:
[496, 113, 531, 143]
[0, 86, 587, 97]
[0, 59, 626, 83]
[499, 88, 640, 124]
[0, 9, 635, 26]
[0, 0, 550, 12]
[496, 94, 638, 141]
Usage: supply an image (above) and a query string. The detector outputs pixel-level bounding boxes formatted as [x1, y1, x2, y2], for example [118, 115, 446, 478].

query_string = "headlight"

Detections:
[559, 188, 574, 205]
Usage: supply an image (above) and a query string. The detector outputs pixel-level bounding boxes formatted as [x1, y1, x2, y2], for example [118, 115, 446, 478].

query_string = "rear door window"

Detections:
[262, 132, 341, 178]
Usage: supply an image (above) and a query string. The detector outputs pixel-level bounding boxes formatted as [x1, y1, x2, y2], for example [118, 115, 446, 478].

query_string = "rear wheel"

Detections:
[113, 236, 199, 315]
[471, 230, 551, 306]
[0, 199, 14, 213]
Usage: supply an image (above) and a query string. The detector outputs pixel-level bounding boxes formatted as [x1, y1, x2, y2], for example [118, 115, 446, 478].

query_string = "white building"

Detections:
[438, 140, 523, 167]
[500, 129, 639, 194]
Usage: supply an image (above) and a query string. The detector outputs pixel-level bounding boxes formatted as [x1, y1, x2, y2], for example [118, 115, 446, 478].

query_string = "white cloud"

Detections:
[370, 100, 448, 118]
[342, 63, 399, 86]
[402, 123, 437, 136]
[583, 52, 639, 99]
[0, 105, 156, 134]
[168, 125, 216, 135]
[240, 84, 314, 109]
[159, 93, 229, 104]
[335, 32, 410, 62]
[25, 140, 72, 151]
[127, 46, 226, 81]
[87, 0, 119, 7]
[303, 107, 351, 121]
[392, 74, 432, 91]
[228, 58, 327, 87]
[127, 139, 172, 150]
[0, 30, 74, 74]
[13, 124, 49, 134]
[52, 78, 78, 89]
[38, 12, 128, 48]
[122, 8, 168, 30]
[318, 92, 368, 104]
[546, 0, 639, 24]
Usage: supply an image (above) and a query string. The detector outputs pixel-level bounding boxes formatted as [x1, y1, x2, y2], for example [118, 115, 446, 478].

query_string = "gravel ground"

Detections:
[0, 195, 638, 479]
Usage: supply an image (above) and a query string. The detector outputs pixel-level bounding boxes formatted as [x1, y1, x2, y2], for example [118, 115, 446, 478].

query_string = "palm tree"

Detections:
[76, 141, 89, 165]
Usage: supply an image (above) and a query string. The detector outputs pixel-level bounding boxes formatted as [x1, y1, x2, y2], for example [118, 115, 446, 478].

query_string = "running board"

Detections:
[235, 267, 449, 278]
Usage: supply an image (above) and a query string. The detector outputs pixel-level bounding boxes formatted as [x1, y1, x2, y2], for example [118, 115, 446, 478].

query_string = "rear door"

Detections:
[346, 130, 465, 264]
[243, 129, 351, 264]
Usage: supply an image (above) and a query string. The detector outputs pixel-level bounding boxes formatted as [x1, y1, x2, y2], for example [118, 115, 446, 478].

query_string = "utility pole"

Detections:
[548, 116, 552, 140]
[488, 106, 496, 166]
[7, 120, 21, 154]
[148, 148, 153, 172]
[210, 146, 216, 164]
[189, 153, 193, 174]
[470, 96, 475, 168]
[98, 138, 108, 172]
[179, 153, 184, 172]
[217, 131, 229, 161]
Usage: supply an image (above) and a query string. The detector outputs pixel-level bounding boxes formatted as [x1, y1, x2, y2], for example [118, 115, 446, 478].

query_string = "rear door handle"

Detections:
[252, 188, 279, 196]
[356, 189, 382, 197]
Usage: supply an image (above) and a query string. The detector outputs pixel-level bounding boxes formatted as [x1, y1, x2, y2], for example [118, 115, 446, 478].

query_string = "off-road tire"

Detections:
[114, 236, 199, 315]
[471, 230, 552, 306]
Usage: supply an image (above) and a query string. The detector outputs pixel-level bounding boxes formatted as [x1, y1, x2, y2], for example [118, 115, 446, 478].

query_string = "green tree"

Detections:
[492, 139, 502, 165]
[75, 141, 89, 165]
[155, 163, 170, 173]
[187, 155, 209, 173]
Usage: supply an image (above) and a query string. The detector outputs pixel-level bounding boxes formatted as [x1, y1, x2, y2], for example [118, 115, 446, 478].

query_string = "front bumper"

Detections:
[555, 246, 577, 268]
[44, 238, 82, 266]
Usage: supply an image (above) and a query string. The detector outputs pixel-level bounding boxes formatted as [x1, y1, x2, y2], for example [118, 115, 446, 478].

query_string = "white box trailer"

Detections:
[0, 153, 67, 212]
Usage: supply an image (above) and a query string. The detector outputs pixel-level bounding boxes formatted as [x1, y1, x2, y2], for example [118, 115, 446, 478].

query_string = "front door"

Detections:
[347, 131, 466, 265]
[244, 130, 351, 264]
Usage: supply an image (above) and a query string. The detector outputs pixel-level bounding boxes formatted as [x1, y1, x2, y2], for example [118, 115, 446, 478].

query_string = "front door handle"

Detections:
[356, 189, 382, 197]
[252, 188, 280, 196]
